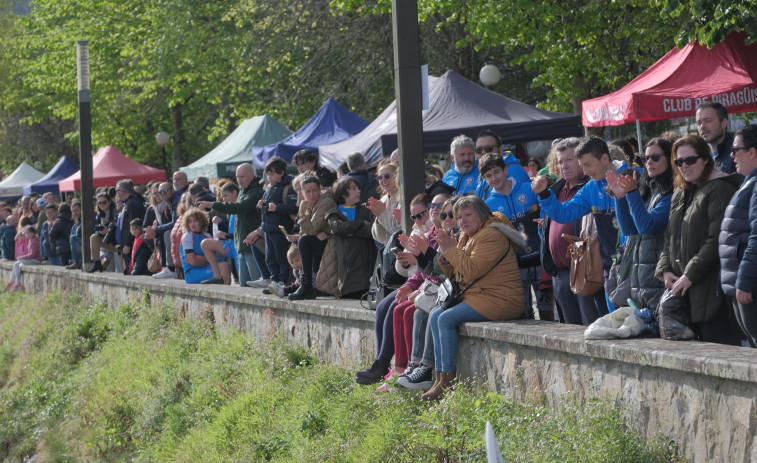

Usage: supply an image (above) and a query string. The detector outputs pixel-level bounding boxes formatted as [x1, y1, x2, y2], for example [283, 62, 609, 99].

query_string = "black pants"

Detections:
[693, 299, 739, 346]
[731, 297, 757, 347]
[297, 234, 327, 286]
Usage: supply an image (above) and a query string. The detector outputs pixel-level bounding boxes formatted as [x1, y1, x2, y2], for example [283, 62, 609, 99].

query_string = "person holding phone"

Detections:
[258, 157, 299, 289]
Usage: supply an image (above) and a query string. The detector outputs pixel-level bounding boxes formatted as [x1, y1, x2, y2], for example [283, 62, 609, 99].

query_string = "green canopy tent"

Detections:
[181, 115, 292, 182]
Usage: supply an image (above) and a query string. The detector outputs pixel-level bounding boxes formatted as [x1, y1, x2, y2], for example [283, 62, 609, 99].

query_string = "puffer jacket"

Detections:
[719, 168, 757, 295]
[315, 204, 377, 297]
[615, 188, 672, 310]
[656, 174, 740, 323]
[440, 212, 527, 320]
[298, 189, 336, 237]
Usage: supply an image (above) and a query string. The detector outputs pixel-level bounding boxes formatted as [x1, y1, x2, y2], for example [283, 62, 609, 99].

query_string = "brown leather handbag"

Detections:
[562, 215, 603, 296]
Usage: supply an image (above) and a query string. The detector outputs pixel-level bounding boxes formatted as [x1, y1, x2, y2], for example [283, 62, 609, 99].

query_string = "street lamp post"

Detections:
[156, 131, 170, 176]
[77, 40, 94, 267]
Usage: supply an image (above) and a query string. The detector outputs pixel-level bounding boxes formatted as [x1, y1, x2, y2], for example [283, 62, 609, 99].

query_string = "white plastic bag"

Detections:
[584, 307, 643, 340]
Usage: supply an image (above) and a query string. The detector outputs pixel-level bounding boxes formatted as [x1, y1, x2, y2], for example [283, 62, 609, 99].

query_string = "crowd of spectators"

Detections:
[3, 102, 756, 401]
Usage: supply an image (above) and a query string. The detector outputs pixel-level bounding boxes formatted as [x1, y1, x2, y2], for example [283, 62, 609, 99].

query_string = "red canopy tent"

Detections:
[59, 145, 166, 191]
[582, 31, 757, 134]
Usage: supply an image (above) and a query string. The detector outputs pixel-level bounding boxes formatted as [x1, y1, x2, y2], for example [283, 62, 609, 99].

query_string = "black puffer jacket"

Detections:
[719, 169, 757, 296]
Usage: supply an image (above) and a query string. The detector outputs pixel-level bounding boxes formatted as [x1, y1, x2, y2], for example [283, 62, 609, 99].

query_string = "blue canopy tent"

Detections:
[23, 155, 80, 196]
[252, 98, 369, 168]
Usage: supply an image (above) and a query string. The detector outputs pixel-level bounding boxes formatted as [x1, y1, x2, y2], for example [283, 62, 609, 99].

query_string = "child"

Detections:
[179, 207, 215, 284]
[258, 156, 298, 287]
[129, 218, 153, 276]
[14, 217, 32, 259]
[5, 226, 43, 292]
[268, 245, 302, 298]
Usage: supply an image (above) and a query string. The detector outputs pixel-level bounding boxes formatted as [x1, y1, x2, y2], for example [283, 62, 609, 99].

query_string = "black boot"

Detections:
[355, 360, 390, 385]
[287, 284, 316, 301]
[86, 260, 103, 273]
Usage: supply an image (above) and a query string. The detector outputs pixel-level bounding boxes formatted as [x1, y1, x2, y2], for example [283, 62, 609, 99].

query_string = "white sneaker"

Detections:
[268, 281, 287, 298]
[245, 278, 272, 288]
[153, 267, 177, 279]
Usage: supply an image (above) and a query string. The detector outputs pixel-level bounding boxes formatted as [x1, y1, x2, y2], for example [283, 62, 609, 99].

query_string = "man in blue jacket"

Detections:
[442, 135, 478, 194]
[532, 136, 625, 325]
[474, 129, 531, 199]
[718, 124, 757, 346]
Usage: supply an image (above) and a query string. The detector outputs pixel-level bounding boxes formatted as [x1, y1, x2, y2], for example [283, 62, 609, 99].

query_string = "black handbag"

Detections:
[436, 241, 510, 310]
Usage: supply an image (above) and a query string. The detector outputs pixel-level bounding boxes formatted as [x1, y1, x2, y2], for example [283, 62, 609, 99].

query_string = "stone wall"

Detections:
[3, 262, 755, 462]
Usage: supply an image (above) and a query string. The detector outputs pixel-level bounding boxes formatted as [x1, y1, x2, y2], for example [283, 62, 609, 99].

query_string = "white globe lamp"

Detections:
[479, 64, 501, 87]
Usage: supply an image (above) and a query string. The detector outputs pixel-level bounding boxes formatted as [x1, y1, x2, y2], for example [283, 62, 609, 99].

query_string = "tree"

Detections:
[652, 0, 757, 46]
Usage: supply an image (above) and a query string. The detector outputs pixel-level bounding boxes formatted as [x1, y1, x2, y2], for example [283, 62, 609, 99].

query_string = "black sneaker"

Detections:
[355, 360, 389, 385]
[397, 364, 433, 390]
[397, 364, 417, 379]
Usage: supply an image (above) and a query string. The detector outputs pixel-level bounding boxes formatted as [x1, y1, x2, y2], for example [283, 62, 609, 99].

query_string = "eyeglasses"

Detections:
[429, 202, 443, 210]
[641, 154, 664, 163]
[410, 210, 428, 221]
[673, 156, 701, 167]
[440, 212, 454, 220]
[733, 146, 750, 154]
[475, 144, 499, 154]
[377, 173, 393, 180]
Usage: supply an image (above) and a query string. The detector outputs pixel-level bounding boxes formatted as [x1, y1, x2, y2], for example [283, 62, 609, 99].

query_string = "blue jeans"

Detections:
[429, 302, 488, 373]
[48, 255, 62, 266]
[238, 251, 262, 287]
[252, 244, 271, 280]
[70, 230, 82, 263]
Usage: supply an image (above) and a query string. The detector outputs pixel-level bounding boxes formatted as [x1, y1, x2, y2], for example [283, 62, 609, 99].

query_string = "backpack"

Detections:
[362, 230, 407, 309]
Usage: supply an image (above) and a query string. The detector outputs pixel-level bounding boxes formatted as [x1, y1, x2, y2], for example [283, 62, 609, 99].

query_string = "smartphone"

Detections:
[390, 247, 400, 255]
[279, 225, 288, 235]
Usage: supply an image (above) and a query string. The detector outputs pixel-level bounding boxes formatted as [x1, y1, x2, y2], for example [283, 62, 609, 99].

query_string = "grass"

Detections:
[0, 289, 683, 462]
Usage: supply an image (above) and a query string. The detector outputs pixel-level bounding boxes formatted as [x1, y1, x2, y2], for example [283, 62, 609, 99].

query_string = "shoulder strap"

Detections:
[456, 241, 511, 297]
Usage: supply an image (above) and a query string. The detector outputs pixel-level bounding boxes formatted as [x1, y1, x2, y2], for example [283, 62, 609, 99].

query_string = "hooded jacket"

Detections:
[315, 203, 377, 297]
[440, 212, 526, 320]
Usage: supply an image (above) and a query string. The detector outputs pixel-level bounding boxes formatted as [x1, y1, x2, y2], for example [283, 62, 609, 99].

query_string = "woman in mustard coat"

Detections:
[421, 195, 525, 400]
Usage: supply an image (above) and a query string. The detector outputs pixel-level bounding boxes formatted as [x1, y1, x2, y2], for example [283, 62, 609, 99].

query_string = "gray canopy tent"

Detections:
[319, 70, 582, 169]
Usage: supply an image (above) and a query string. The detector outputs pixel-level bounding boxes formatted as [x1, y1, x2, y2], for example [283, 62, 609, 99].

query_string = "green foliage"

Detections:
[0, 290, 684, 462]
[652, 0, 757, 46]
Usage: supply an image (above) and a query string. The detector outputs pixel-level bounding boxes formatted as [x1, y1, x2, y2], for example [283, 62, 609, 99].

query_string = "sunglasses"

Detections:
[475, 144, 499, 154]
[159, 188, 170, 194]
[97, 200, 108, 206]
[732, 146, 750, 154]
[410, 210, 428, 221]
[440, 212, 454, 220]
[429, 202, 443, 210]
[673, 156, 701, 167]
[641, 153, 664, 163]
[376, 173, 393, 180]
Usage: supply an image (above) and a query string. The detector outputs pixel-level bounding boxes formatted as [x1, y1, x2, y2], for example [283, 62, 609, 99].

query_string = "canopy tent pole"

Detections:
[635, 119, 643, 153]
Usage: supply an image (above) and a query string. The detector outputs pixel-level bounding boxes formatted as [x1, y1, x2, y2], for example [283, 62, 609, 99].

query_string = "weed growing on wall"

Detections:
[0, 291, 683, 462]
